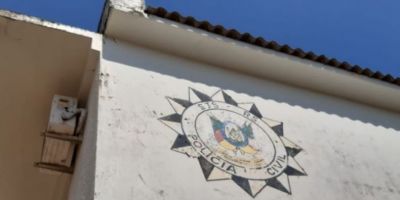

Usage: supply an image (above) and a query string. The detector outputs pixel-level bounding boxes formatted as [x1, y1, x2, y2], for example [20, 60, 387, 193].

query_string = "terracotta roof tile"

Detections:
[145, 6, 400, 87]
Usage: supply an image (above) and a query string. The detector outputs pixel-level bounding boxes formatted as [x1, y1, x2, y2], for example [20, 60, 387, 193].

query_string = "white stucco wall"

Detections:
[92, 38, 400, 200]
[68, 67, 101, 200]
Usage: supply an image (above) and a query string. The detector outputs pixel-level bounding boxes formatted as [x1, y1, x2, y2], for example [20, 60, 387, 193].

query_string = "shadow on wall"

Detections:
[102, 39, 400, 131]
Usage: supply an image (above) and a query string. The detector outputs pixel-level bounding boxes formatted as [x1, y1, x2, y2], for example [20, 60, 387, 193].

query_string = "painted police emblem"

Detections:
[159, 88, 306, 198]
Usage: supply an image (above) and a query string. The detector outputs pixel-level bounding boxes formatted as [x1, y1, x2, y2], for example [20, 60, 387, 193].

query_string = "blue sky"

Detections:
[0, 0, 399, 77]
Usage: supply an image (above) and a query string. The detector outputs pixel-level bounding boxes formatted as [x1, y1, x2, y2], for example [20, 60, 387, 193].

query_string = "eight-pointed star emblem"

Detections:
[159, 88, 306, 198]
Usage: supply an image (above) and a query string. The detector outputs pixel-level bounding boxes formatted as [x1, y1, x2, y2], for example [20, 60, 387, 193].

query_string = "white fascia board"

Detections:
[104, 8, 400, 112]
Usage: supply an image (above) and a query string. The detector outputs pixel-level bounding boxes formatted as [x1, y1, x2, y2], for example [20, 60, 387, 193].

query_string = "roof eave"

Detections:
[103, 7, 400, 113]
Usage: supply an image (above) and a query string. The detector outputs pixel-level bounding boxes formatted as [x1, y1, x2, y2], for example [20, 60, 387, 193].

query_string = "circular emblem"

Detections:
[182, 101, 288, 180]
[159, 88, 306, 197]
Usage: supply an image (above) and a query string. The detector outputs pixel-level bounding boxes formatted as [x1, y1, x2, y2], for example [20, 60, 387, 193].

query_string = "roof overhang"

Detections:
[102, 7, 400, 113]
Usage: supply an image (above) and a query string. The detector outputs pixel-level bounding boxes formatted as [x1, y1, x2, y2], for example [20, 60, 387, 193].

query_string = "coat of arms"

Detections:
[159, 88, 306, 197]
